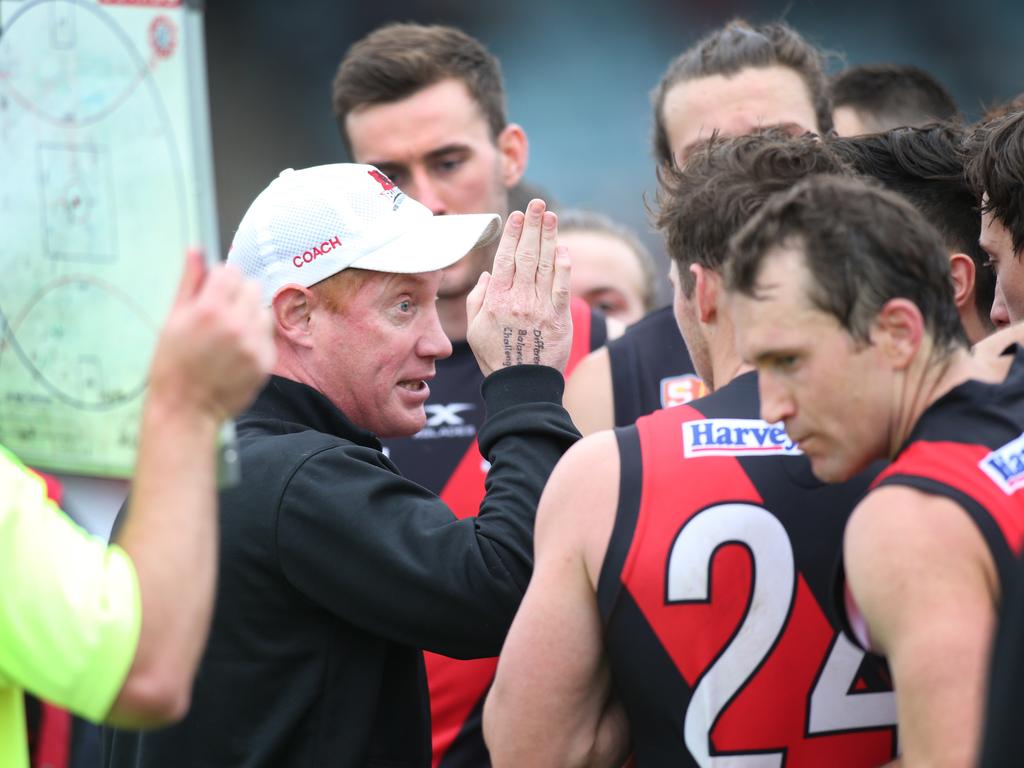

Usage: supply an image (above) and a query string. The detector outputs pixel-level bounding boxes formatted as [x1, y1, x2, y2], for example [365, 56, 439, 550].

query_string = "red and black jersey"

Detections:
[608, 306, 704, 426]
[382, 297, 605, 768]
[599, 372, 897, 766]
[873, 349, 1024, 580]
[841, 348, 1024, 652]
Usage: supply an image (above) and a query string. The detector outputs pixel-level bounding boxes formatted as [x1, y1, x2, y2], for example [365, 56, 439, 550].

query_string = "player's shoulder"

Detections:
[536, 429, 620, 556]
[846, 485, 990, 572]
[607, 305, 678, 354]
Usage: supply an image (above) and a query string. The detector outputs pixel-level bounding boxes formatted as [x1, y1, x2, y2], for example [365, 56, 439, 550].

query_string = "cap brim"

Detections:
[347, 213, 502, 274]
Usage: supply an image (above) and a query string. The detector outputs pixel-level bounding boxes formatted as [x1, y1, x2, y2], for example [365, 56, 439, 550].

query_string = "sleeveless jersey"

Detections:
[599, 372, 898, 766]
[383, 297, 604, 768]
[608, 305, 704, 427]
[980, 552, 1024, 768]
[842, 348, 1024, 650]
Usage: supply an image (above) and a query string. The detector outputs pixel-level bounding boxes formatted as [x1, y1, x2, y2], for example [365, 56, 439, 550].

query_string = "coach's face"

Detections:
[731, 246, 893, 483]
[311, 270, 452, 437]
[662, 65, 820, 165]
[345, 78, 527, 301]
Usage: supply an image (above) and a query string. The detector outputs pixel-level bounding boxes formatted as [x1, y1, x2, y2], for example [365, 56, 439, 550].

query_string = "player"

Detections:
[966, 110, 1024, 328]
[830, 124, 995, 342]
[565, 18, 832, 434]
[485, 133, 897, 766]
[831, 64, 960, 136]
[727, 174, 1024, 766]
[560, 209, 658, 326]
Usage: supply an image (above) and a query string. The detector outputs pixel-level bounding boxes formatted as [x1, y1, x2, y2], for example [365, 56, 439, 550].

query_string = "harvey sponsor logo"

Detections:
[682, 418, 801, 458]
[979, 432, 1024, 495]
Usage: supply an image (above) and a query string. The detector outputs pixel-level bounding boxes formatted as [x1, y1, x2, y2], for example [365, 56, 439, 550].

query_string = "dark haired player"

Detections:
[485, 134, 896, 766]
[831, 124, 995, 342]
[728, 175, 1024, 766]
[566, 18, 832, 434]
[831, 64, 960, 136]
[966, 110, 1024, 329]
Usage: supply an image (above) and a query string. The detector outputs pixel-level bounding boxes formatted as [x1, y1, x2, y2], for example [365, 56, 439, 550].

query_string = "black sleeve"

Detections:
[275, 365, 580, 660]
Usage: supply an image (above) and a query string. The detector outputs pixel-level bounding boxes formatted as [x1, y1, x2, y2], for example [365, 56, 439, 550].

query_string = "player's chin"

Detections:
[806, 453, 854, 485]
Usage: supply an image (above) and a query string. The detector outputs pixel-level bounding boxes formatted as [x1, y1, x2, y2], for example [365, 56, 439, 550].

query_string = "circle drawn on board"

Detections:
[0, 0, 190, 412]
[0, 275, 156, 410]
[0, 0, 152, 128]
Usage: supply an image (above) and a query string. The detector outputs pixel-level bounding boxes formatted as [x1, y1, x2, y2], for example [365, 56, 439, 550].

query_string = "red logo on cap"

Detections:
[368, 169, 396, 191]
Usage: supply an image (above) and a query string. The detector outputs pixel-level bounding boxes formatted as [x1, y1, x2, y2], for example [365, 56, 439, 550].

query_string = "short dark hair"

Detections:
[726, 175, 967, 354]
[654, 131, 850, 298]
[965, 111, 1024, 254]
[831, 64, 960, 133]
[651, 19, 833, 167]
[830, 125, 994, 330]
[332, 23, 506, 155]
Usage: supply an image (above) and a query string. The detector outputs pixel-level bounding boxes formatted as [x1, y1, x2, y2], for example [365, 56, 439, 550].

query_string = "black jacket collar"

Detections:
[245, 375, 382, 451]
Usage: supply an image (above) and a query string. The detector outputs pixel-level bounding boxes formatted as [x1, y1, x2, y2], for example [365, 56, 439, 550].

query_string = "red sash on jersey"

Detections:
[617, 405, 895, 765]
[874, 440, 1024, 556]
[426, 298, 594, 766]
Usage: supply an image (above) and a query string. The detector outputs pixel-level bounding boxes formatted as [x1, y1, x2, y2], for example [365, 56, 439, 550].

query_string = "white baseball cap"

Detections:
[228, 163, 502, 305]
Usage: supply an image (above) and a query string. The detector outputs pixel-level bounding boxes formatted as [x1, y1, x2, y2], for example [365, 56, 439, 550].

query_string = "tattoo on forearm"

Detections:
[533, 329, 544, 364]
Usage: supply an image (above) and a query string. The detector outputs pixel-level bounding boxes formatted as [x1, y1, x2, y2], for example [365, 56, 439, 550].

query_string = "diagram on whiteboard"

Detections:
[0, 0, 213, 476]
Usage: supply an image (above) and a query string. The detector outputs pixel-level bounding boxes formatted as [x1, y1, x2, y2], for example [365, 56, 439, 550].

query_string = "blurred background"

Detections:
[206, 0, 1023, 303]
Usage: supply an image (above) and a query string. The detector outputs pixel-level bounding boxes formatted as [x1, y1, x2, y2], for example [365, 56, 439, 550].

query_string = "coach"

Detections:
[104, 163, 579, 767]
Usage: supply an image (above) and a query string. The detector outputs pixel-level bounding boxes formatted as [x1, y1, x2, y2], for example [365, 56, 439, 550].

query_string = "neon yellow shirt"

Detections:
[0, 446, 140, 768]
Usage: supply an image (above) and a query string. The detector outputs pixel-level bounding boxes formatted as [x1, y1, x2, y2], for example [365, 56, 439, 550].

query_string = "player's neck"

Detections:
[437, 295, 469, 343]
[889, 345, 981, 455]
[708, 320, 754, 393]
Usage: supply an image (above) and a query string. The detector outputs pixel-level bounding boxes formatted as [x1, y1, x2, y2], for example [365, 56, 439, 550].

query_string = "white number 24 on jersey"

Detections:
[667, 502, 897, 767]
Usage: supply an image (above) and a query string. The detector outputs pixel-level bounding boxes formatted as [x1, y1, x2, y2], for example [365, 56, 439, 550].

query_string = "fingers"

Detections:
[172, 247, 207, 308]
[535, 210, 558, 300]
[195, 263, 244, 313]
[490, 212, 523, 291]
[511, 199, 545, 296]
[552, 245, 571, 315]
[466, 270, 490, 327]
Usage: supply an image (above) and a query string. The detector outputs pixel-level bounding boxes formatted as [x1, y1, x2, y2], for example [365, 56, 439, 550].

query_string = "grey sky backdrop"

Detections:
[205, 0, 1024, 302]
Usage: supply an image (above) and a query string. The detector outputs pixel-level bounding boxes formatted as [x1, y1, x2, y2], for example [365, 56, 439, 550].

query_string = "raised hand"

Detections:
[466, 199, 572, 377]
[147, 248, 275, 423]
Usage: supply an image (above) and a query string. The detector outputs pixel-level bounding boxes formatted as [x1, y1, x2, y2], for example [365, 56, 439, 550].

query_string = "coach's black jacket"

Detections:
[104, 367, 579, 768]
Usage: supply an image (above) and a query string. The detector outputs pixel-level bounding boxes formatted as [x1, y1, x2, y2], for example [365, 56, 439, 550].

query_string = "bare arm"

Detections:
[106, 252, 274, 727]
[564, 347, 615, 435]
[485, 431, 630, 767]
[844, 485, 999, 768]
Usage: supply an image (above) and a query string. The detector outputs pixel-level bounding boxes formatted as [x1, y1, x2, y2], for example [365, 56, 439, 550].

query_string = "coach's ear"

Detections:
[497, 123, 528, 189]
[949, 253, 976, 310]
[272, 285, 316, 350]
[873, 298, 924, 370]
